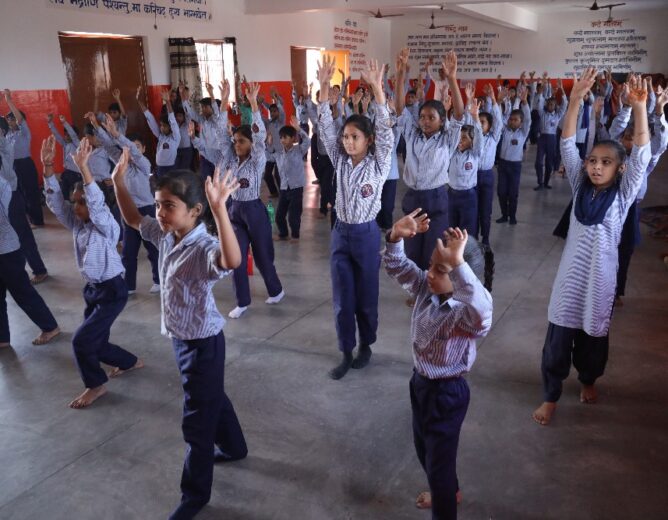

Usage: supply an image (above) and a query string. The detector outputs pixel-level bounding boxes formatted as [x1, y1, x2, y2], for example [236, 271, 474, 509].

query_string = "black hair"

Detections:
[269, 104, 278, 112]
[84, 122, 96, 136]
[460, 124, 475, 142]
[233, 124, 253, 142]
[509, 108, 524, 121]
[419, 100, 447, 125]
[174, 107, 186, 117]
[126, 132, 146, 147]
[0, 116, 8, 134]
[462, 238, 495, 292]
[279, 125, 297, 139]
[69, 124, 80, 137]
[406, 89, 417, 96]
[153, 169, 215, 233]
[339, 115, 375, 156]
[199, 97, 212, 107]
[108, 102, 121, 112]
[159, 114, 173, 133]
[70, 182, 85, 204]
[479, 111, 493, 130]
[591, 139, 627, 164]
[5, 110, 26, 121]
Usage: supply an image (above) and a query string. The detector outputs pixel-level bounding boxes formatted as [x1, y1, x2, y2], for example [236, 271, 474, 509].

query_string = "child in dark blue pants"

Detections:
[385, 215, 493, 519]
[42, 136, 142, 409]
[316, 56, 394, 380]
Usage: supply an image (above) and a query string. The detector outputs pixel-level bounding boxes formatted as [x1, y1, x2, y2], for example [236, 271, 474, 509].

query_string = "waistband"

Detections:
[86, 273, 124, 290]
[412, 369, 463, 386]
[333, 219, 379, 233]
[448, 186, 477, 194]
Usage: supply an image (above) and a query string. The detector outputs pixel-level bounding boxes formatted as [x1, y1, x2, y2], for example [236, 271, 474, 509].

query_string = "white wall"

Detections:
[0, 0, 391, 90]
[390, 8, 668, 78]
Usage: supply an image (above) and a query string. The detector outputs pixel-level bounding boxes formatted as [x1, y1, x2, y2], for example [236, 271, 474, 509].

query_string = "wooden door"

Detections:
[58, 34, 154, 161]
[290, 47, 307, 91]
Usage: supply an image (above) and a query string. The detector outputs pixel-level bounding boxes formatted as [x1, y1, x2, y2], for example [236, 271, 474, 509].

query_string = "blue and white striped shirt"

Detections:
[47, 122, 79, 173]
[270, 131, 310, 190]
[183, 100, 221, 163]
[397, 107, 463, 190]
[448, 120, 483, 191]
[0, 176, 20, 255]
[263, 98, 286, 162]
[479, 102, 503, 171]
[0, 131, 17, 191]
[318, 101, 394, 224]
[538, 99, 568, 136]
[499, 103, 531, 162]
[87, 147, 112, 182]
[548, 136, 651, 337]
[7, 120, 31, 159]
[140, 217, 231, 340]
[44, 176, 125, 284]
[218, 111, 267, 202]
[144, 110, 180, 166]
[384, 239, 493, 379]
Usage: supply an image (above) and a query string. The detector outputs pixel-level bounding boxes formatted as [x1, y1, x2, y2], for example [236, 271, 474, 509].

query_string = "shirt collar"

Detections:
[430, 294, 459, 308]
[168, 222, 207, 250]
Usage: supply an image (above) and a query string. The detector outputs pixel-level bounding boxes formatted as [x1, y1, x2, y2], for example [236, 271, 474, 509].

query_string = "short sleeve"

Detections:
[139, 214, 163, 247]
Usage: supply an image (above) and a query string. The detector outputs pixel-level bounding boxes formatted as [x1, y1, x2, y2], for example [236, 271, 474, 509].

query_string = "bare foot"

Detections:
[30, 273, 48, 285]
[32, 327, 61, 345]
[580, 384, 598, 404]
[615, 296, 624, 307]
[108, 359, 145, 378]
[415, 490, 462, 510]
[532, 402, 557, 426]
[0, 342, 11, 348]
[289, 237, 299, 243]
[405, 297, 416, 308]
[69, 386, 107, 409]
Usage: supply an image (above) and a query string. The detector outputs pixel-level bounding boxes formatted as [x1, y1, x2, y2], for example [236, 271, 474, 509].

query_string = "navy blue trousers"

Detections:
[318, 154, 335, 215]
[576, 140, 588, 160]
[9, 190, 47, 276]
[276, 187, 303, 239]
[410, 371, 470, 520]
[199, 157, 215, 181]
[264, 161, 280, 196]
[535, 133, 557, 186]
[72, 275, 137, 389]
[330, 220, 380, 352]
[169, 331, 247, 520]
[448, 187, 478, 237]
[529, 109, 540, 145]
[376, 179, 398, 230]
[541, 322, 609, 402]
[156, 164, 176, 178]
[496, 159, 522, 220]
[476, 169, 494, 245]
[122, 205, 160, 291]
[175, 147, 194, 170]
[310, 133, 320, 181]
[402, 187, 449, 270]
[228, 199, 283, 307]
[616, 201, 640, 298]
[0, 249, 58, 343]
[14, 157, 44, 225]
[60, 169, 83, 201]
[554, 127, 563, 170]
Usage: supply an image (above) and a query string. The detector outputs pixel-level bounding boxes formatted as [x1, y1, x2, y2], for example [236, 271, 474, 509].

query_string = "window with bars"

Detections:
[195, 40, 237, 103]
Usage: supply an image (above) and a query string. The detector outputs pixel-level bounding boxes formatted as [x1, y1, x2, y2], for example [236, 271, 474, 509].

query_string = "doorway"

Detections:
[291, 47, 350, 101]
[58, 33, 153, 160]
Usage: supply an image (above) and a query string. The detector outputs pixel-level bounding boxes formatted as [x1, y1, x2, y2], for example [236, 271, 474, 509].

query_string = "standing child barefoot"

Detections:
[42, 137, 143, 409]
[533, 69, 651, 426]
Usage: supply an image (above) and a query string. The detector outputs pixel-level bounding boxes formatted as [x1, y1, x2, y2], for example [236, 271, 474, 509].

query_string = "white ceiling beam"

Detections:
[450, 3, 538, 31]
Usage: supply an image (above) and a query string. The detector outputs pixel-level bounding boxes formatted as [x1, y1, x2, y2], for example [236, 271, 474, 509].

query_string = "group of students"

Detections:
[1, 46, 666, 519]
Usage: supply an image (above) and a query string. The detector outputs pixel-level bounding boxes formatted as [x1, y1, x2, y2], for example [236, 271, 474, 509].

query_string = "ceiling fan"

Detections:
[419, 11, 446, 30]
[368, 8, 404, 19]
[577, 1, 626, 11]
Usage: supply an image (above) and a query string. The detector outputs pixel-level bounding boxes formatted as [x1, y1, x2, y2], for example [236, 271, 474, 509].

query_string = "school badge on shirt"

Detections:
[162, 143, 170, 149]
[239, 178, 250, 188]
[511, 139, 519, 146]
[465, 162, 473, 171]
[360, 184, 374, 198]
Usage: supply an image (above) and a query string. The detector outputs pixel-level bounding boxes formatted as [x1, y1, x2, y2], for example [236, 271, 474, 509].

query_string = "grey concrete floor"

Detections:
[1, 146, 667, 520]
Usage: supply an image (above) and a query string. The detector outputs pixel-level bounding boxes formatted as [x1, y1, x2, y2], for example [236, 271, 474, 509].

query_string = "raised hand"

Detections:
[105, 113, 119, 138]
[160, 88, 170, 103]
[219, 79, 230, 103]
[205, 82, 214, 97]
[627, 73, 647, 107]
[188, 120, 196, 138]
[396, 47, 409, 75]
[246, 82, 261, 111]
[519, 85, 529, 103]
[443, 93, 452, 112]
[72, 137, 93, 173]
[206, 166, 239, 209]
[593, 96, 604, 118]
[111, 147, 130, 183]
[352, 89, 364, 105]
[360, 59, 386, 104]
[2, 89, 11, 101]
[655, 85, 668, 114]
[40, 136, 56, 168]
[441, 51, 458, 80]
[570, 67, 598, 100]
[485, 83, 497, 103]
[465, 81, 475, 104]
[389, 208, 430, 241]
[47, 113, 54, 124]
[84, 111, 99, 128]
[317, 54, 336, 88]
[290, 115, 300, 130]
[59, 114, 66, 123]
[470, 99, 482, 120]
[433, 228, 467, 271]
[112, 88, 121, 100]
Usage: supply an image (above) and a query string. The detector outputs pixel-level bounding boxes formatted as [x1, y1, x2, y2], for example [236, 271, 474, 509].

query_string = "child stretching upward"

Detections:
[533, 70, 651, 426]
[137, 87, 180, 176]
[533, 79, 568, 190]
[113, 163, 247, 520]
[42, 136, 143, 409]
[217, 81, 284, 319]
[47, 113, 81, 200]
[385, 216, 493, 520]
[317, 55, 394, 379]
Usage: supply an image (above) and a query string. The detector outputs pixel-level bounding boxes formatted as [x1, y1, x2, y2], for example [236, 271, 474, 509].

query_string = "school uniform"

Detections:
[575, 98, 594, 159]
[292, 87, 310, 158]
[7, 120, 43, 225]
[497, 102, 531, 222]
[376, 124, 400, 230]
[144, 110, 180, 177]
[218, 110, 283, 308]
[262, 97, 286, 197]
[306, 98, 336, 216]
[183, 100, 221, 179]
[397, 107, 463, 269]
[448, 120, 483, 236]
[97, 112, 128, 136]
[529, 82, 548, 144]
[534, 98, 568, 188]
[44, 176, 137, 389]
[476, 101, 503, 245]
[0, 132, 48, 276]
[0, 176, 58, 344]
[48, 120, 82, 200]
[541, 136, 650, 402]
[96, 128, 160, 291]
[318, 101, 393, 353]
[140, 217, 247, 520]
[384, 239, 493, 520]
[271, 130, 310, 239]
[176, 114, 194, 170]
